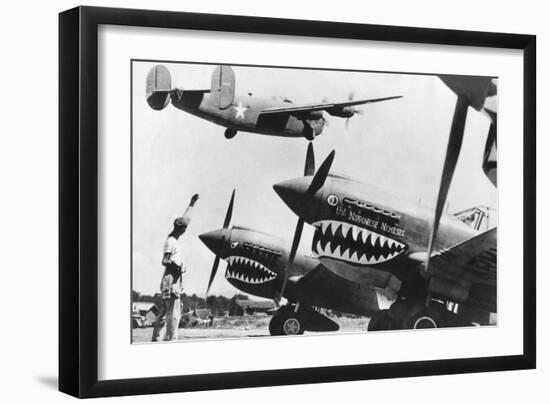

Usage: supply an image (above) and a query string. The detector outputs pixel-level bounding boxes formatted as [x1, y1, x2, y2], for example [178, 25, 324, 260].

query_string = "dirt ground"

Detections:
[132, 315, 371, 343]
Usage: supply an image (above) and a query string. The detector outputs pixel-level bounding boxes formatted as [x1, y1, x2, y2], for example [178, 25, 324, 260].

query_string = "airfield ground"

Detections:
[132, 315, 371, 343]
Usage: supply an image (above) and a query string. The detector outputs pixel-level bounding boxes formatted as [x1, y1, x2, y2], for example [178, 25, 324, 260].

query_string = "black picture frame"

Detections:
[59, 6, 536, 398]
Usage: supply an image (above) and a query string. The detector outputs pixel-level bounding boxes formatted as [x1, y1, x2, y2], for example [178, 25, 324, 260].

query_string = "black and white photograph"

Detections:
[131, 61, 497, 343]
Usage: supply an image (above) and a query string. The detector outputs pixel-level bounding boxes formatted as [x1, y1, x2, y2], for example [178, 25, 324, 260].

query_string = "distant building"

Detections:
[228, 299, 276, 316]
[132, 311, 143, 328]
[132, 302, 160, 328]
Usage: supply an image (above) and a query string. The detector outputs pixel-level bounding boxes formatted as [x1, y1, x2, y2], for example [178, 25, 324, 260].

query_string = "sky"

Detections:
[132, 61, 497, 297]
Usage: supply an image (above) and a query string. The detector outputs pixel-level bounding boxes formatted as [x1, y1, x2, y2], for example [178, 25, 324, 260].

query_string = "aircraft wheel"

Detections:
[303, 126, 315, 141]
[282, 316, 304, 335]
[224, 128, 237, 139]
[401, 306, 443, 329]
[367, 309, 395, 331]
[269, 307, 305, 336]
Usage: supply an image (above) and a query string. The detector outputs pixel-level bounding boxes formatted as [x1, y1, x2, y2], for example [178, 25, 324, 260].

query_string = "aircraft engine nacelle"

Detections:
[146, 65, 173, 110]
[326, 106, 355, 118]
[297, 110, 324, 121]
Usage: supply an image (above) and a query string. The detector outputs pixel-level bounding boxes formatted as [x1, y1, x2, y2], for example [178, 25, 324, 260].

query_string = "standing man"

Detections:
[152, 194, 199, 342]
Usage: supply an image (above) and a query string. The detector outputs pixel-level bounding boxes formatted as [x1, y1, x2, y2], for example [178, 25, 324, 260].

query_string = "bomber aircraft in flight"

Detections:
[273, 145, 496, 331]
[146, 64, 402, 140]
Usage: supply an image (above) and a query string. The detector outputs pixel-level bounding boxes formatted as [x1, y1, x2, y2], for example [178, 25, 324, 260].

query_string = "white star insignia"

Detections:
[234, 101, 247, 119]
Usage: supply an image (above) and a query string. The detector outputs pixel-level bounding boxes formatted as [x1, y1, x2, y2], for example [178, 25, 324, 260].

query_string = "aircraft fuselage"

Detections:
[200, 227, 318, 300]
[170, 91, 324, 138]
[274, 175, 478, 291]
[199, 226, 389, 316]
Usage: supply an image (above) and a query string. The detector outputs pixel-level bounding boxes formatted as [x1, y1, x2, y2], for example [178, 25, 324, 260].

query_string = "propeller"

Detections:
[206, 189, 235, 295]
[344, 92, 363, 129]
[424, 77, 496, 279]
[345, 110, 364, 129]
[423, 95, 468, 276]
[274, 143, 335, 304]
[304, 141, 315, 176]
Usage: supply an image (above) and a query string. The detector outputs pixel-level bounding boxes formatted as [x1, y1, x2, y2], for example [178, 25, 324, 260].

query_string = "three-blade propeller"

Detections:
[274, 143, 335, 304]
[205, 189, 235, 295]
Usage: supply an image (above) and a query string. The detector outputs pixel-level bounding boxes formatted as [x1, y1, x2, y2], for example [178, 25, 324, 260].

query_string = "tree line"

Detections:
[132, 290, 249, 316]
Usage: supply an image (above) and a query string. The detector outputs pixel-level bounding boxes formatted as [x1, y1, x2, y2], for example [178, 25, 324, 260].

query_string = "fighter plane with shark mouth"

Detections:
[199, 152, 406, 335]
[273, 144, 497, 331]
[146, 64, 402, 140]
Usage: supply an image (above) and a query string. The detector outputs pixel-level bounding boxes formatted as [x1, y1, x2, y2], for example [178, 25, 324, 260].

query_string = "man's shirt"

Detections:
[163, 236, 184, 268]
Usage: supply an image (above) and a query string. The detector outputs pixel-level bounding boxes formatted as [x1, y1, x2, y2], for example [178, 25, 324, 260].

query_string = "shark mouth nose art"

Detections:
[225, 256, 277, 284]
[312, 220, 406, 265]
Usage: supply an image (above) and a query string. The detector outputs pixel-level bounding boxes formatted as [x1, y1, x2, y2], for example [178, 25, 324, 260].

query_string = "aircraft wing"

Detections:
[292, 263, 400, 316]
[259, 96, 403, 116]
[426, 228, 497, 312]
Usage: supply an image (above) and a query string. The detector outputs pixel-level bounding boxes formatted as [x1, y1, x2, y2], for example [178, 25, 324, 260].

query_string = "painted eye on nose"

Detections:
[230, 242, 239, 248]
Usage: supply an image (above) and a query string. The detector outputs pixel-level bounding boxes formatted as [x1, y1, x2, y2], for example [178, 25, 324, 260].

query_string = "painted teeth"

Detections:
[361, 230, 369, 244]
[316, 240, 323, 255]
[340, 248, 348, 261]
[351, 226, 360, 242]
[224, 256, 277, 284]
[312, 220, 406, 265]
[341, 222, 351, 239]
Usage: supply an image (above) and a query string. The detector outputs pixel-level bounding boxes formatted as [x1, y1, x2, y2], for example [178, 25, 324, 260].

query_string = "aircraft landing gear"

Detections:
[224, 128, 237, 139]
[366, 309, 396, 331]
[367, 299, 469, 331]
[269, 304, 339, 336]
[401, 305, 441, 329]
[269, 305, 304, 336]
